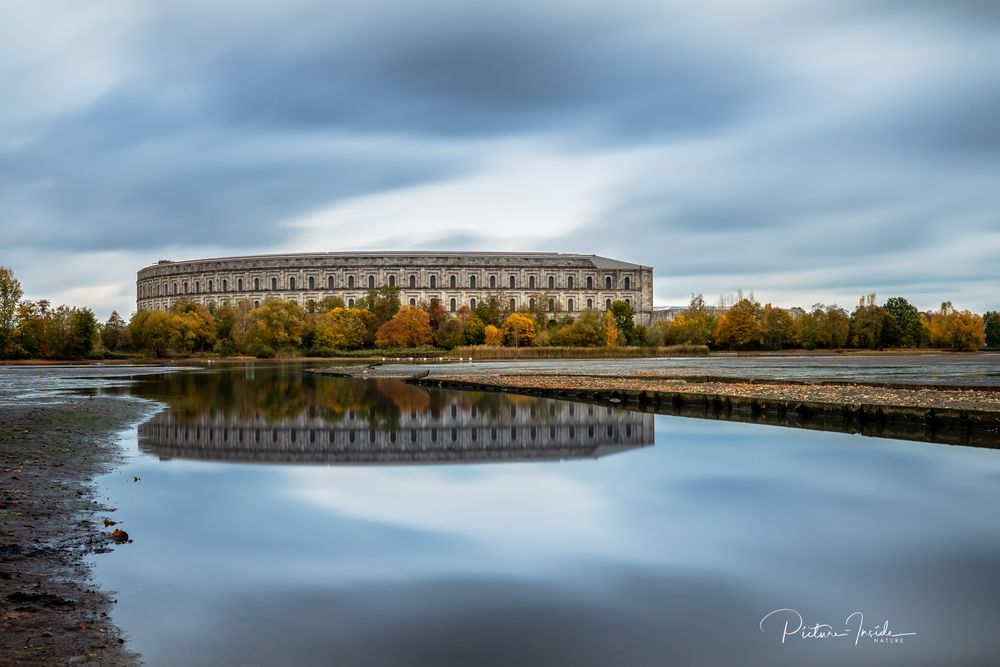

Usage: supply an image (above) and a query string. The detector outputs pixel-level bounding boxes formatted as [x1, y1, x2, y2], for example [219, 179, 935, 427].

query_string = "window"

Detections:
[271, 277, 277, 290]
[254, 300, 260, 308]
[208, 280, 213, 292]
[348, 276, 355, 289]
[625, 298, 631, 306]
[469, 275, 476, 288]
[450, 298, 456, 312]
[587, 298, 593, 309]
[388, 275, 396, 287]
[368, 275, 375, 289]
[489, 275, 496, 289]
[529, 298, 535, 309]
[237, 279, 242, 291]
[195, 281, 199, 293]
[606, 298, 612, 309]
[509, 275, 516, 289]
[568, 298, 574, 312]
[222, 279, 227, 292]
[308, 276, 315, 289]
[605, 276, 612, 289]
[409, 298, 416, 306]
[548, 298, 554, 311]
[254, 278, 260, 291]
[470, 298, 476, 310]
[624, 276, 631, 289]
[548, 276, 555, 289]
[567, 276, 574, 289]
[509, 298, 516, 310]
[183, 281, 188, 293]
[289, 276, 296, 290]
[430, 275, 437, 288]
[328, 276, 334, 289]
[409, 275, 416, 288]
[529, 276, 536, 289]
[348, 298, 355, 308]
[587, 276, 593, 289]
[449, 275, 457, 288]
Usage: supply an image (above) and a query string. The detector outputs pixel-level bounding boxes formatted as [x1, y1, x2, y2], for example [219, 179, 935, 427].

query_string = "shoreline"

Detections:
[1, 396, 152, 666]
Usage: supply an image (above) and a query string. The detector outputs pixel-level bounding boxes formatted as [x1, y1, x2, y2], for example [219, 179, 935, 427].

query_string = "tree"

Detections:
[927, 302, 984, 351]
[550, 309, 604, 346]
[314, 308, 374, 350]
[434, 316, 466, 349]
[604, 310, 619, 348]
[375, 305, 433, 348]
[463, 315, 486, 345]
[761, 304, 799, 350]
[359, 286, 400, 325]
[0, 267, 23, 357]
[714, 298, 763, 350]
[984, 311, 1000, 349]
[67, 308, 99, 358]
[502, 313, 536, 347]
[483, 324, 503, 346]
[474, 294, 507, 327]
[101, 311, 129, 353]
[849, 293, 885, 349]
[609, 300, 637, 344]
[128, 310, 175, 357]
[170, 301, 217, 353]
[882, 297, 922, 348]
[244, 299, 307, 356]
[316, 295, 346, 312]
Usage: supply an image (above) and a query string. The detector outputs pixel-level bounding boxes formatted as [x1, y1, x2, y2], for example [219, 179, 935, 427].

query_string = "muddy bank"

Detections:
[405, 374, 1000, 449]
[1, 396, 150, 666]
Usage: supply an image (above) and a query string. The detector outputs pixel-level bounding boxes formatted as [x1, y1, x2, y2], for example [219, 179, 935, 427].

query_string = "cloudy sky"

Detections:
[2, 0, 998, 319]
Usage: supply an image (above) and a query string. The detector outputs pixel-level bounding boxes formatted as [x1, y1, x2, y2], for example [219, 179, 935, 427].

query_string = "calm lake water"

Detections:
[77, 363, 1000, 666]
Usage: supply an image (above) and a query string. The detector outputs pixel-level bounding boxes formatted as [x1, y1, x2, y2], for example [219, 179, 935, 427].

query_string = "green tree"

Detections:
[100, 311, 129, 353]
[463, 315, 486, 345]
[609, 300, 637, 344]
[359, 286, 400, 325]
[849, 293, 885, 349]
[881, 297, 922, 348]
[314, 308, 375, 350]
[984, 311, 1000, 348]
[434, 317, 466, 349]
[474, 294, 508, 327]
[761, 304, 798, 350]
[129, 310, 175, 357]
[67, 308, 99, 358]
[170, 301, 217, 353]
[0, 267, 23, 357]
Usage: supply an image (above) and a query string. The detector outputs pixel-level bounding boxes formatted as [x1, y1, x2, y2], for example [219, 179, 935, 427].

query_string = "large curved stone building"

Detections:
[136, 251, 654, 324]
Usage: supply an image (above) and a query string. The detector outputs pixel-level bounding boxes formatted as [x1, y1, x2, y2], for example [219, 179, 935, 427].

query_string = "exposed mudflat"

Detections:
[1, 396, 149, 666]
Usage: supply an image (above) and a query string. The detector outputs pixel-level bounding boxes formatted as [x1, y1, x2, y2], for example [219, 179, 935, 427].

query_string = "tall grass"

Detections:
[452, 345, 709, 359]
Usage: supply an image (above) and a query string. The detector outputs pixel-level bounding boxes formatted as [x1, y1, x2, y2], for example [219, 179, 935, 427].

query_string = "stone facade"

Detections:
[136, 251, 655, 324]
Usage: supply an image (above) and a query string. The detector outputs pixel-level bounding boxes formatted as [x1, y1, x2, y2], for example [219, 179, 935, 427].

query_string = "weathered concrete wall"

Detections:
[136, 251, 655, 324]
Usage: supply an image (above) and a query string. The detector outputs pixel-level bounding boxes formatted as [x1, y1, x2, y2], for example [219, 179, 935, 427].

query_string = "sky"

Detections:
[2, 0, 998, 319]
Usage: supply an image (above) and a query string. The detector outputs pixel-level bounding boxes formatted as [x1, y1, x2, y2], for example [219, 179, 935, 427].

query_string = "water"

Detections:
[66, 363, 1000, 665]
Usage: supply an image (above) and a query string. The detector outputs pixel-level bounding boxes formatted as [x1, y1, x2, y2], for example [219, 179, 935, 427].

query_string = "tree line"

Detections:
[1, 266, 997, 359]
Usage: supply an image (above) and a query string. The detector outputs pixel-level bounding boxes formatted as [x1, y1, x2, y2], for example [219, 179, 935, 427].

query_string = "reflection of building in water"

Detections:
[139, 399, 653, 465]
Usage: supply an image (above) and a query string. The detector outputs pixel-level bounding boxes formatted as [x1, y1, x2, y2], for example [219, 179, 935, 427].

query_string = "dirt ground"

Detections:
[1, 397, 149, 666]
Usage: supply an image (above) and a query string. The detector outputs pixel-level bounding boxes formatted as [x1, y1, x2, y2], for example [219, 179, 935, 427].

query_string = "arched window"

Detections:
[253, 278, 259, 291]
[208, 280, 213, 292]
[348, 276, 355, 289]
[548, 275, 555, 289]
[449, 275, 457, 288]
[587, 276, 593, 289]
[624, 276, 631, 289]
[568, 298, 574, 312]
[368, 275, 375, 289]
[605, 298, 612, 310]
[469, 275, 476, 288]
[289, 276, 295, 290]
[605, 276, 612, 289]
[548, 298, 554, 311]
[489, 276, 496, 289]
[348, 298, 355, 308]
[183, 282, 188, 293]
[271, 277, 277, 290]
[529, 298, 535, 309]
[509, 298, 516, 310]
[509, 275, 516, 289]
[430, 275, 437, 288]
[529, 276, 536, 289]
[450, 298, 456, 312]
[409, 275, 416, 288]
[470, 298, 476, 310]
[625, 298, 631, 306]
[587, 298, 593, 309]
[254, 300, 260, 308]
[409, 298, 416, 307]
[567, 276, 574, 289]
[388, 275, 396, 287]
[222, 279, 228, 292]
[195, 281, 199, 293]
[328, 276, 334, 289]
[308, 276, 315, 290]
[236, 279, 242, 291]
